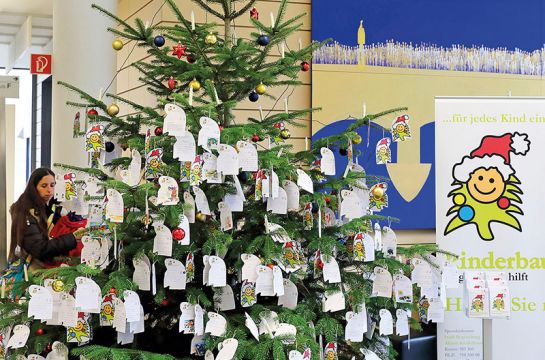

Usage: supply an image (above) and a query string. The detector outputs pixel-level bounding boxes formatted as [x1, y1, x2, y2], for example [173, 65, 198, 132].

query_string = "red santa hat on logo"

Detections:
[148, 148, 163, 160]
[377, 137, 390, 148]
[394, 114, 409, 124]
[86, 124, 104, 138]
[453, 132, 530, 182]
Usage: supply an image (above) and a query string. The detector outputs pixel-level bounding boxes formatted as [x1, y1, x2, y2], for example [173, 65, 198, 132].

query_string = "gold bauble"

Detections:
[189, 79, 201, 91]
[280, 128, 291, 139]
[205, 33, 217, 45]
[196, 212, 207, 222]
[255, 83, 267, 95]
[107, 103, 119, 116]
[112, 39, 124, 51]
[352, 134, 362, 145]
[371, 186, 384, 199]
[52, 279, 64, 292]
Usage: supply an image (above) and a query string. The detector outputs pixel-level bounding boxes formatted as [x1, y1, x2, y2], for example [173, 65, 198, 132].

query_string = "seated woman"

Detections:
[9, 168, 79, 268]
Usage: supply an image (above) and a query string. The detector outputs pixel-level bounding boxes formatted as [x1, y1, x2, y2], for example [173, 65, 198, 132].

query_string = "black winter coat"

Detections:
[23, 210, 76, 263]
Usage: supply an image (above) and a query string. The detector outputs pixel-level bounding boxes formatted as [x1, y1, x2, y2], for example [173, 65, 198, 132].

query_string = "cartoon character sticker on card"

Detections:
[73, 111, 81, 137]
[145, 148, 164, 179]
[180, 161, 192, 182]
[391, 115, 411, 142]
[375, 137, 391, 164]
[67, 312, 92, 345]
[241, 280, 257, 307]
[324, 342, 337, 360]
[63, 173, 77, 200]
[353, 232, 365, 261]
[86, 125, 105, 152]
[369, 183, 388, 211]
[100, 294, 116, 326]
[190, 156, 203, 186]
[186, 253, 195, 282]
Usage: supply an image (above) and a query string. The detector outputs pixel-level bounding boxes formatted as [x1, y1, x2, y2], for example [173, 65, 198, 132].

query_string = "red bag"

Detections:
[49, 215, 87, 238]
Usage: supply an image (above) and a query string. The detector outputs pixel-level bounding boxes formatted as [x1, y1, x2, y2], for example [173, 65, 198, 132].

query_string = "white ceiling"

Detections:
[0, 0, 53, 70]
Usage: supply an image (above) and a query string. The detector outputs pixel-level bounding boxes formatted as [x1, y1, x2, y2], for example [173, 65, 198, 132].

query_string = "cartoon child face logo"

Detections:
[89, 134, 100, 144]
[150, 158, 160, 170]
[244, 286, 254, 297]
[395, 123, 405, 133]
[445, 132, 530, 241]
[103, 304, 113, 316]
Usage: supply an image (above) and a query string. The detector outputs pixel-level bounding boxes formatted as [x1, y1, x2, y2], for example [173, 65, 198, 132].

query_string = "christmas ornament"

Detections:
[45, 343, 52, 353]
[252, 134, 261, 142]
[353, 134, 363, 144]
[187, 54, 197, 63]
[107, 103, 119, 116]
[325, 196, 331, 204]
[311, 202, 319, 213]
[196, 212, 207, 222]
[238, 171, 248, 182]
[255, 83, 267, 95]
[105, 141, 115, 153]
[172, 228, 186, 241]
[301, 61, 310, 72]
[154, 127, 163, 136]
[87, 108, 98, 117]
[391, 114, 412, 142]
[109, 287, 117, 294]
[36, 328, 44, 335]
[168, 76, 176, 90]
[189, 79, 201, 91]
[250, 7, 259, 20]
[205, 33, 217, 45]
[257, 35, 270, 46]
[153, 35, 165, 47]
[372, 184, 385, 199]
[161, 298, 169, 306]
[280, 128, 291, 139]
[52, 279, 64, 292]
[172, 42, 187, 59]
[339, 148, 348, 156]
[219, 125, 225, 131]
[112, 39, 123, 51]
[249, 91, 259, 102]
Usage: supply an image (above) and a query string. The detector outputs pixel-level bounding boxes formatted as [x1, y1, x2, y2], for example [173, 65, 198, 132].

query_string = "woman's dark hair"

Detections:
[9, 167, 55, 260]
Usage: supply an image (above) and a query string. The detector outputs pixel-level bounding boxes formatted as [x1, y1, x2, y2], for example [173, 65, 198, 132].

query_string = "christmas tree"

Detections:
[0, 1, 454, 359]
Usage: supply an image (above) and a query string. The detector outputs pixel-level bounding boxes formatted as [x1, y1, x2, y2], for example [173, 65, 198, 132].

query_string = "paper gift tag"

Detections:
[382, 226, 397, 257]
[244, 313, 260, 341]
[216, 338, 238, 360]
[100, 294, 116, 326]
[218, 202, 233, 231]
[214, 285, 236, 311]
[194, 304, 204, 335]
[296, 169, 313, 193]
[428, 298, 445, 323]
[180, 160, 191, 183]
[63, 172, 77, 201]
[391, 114, 411, 142]
[442, 264, 461, 289]
[59, 293, 78, 328]
[322, 288, 346, 312]
[262, 170, 279, 199]
[80, 236, 101, 266]
[241, 253, 260, 282]
[157, 176, 179, 205]
[112, 298, 126, 333]
[217, 144, 239, 176]
[198, 117, 220, 152]
[126, 149, 142, 186]
[29, 354, 46, 360]
[7, 325, 29, 349]
[353, 232, 370, 262]
[54, 174, 66, 201]
[203, 255, 211, 286]
[106, 189, 124, 223]
[361, 348, 382, 360]
[208, 256, 227, 287]
[123, 290, 141, 323]
[237, 141, 258, 172]
[66, 312, 91, 345]
[255, 265, 274, 296]
[282, 180, 300, 211]
[190, 335, 206, 356]
[179, 302, 196, 334]
[240, 280, 257, 307]
[395, 309, 410, 336]
[193, 186, 211, 215]
[258, 311, 279, 336]
[278, 241, 302, 273]
[117, 330, 134, 345]
[345, 309, 367, 342]
[411, 258, 433, 288]
[28, 285, 53, 320]
[186, 253, 196, 282]
[202, 152, 222, 183]
[321, 254, 341, 284]
[174, 133, 196, 162]
[274, 323, 296, 344]
[320, 147, 336, 176]
[205, 312, 227, 337]
[75, 277, 101, 313]
[376, 137, 392, 164]
[340, 190, 364, 220]
[84, 175, 103, 198]
[371, 267, 393, 298]
[132, 255, 151, 291]
[323, 343, 337, 360]
[145, 148, 165, 180]
[489, 286, 510, 317]
[176, 214, 190, 245]
[45, 341, 69, 360]
[224, 176, 244, 212]
[369, 183, 389, 212]
[278, 278, 298, 310]
[86, 124, 105, 152]
[272, 266, 284, 296]
[323, 207, 335, 227]
[267, 187, 288, 214]
[183, 191, 196, 223]
[394, 274, 413, 303]
[164, 258, 187, 290]
[163, 103, 186, 136]
[369, 225, 381, 253]
[379, 309, 394, 335]
[153, 223, 173, 257]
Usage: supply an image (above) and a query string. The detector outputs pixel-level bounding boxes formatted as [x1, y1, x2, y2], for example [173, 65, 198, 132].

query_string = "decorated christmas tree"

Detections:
[0, 1, 455, 359]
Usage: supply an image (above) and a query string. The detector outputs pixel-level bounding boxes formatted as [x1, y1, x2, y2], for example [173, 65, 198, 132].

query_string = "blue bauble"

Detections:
[458, 205, 475, 222]
[257, 35, 270, 46]
[105, 141, 115, 153]
[248, 91, 259, 102]
[154, 35, 165, 47]
[238, 171, 248, 182]
[311, 202, 319, 213]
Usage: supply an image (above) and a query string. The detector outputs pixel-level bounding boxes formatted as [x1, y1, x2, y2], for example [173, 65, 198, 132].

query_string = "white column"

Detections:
[52, 0, 117, 168]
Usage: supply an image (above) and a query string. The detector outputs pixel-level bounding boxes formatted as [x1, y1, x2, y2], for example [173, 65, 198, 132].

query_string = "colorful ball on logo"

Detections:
[453, 194, 466, 205]
[497, 197, 510, 209]
[458, 205, 475, 222]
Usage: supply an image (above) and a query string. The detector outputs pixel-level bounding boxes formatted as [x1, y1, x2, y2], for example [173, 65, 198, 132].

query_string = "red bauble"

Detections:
[172, 228, 186, 241]
[161, 298, 169, 306]
[109, 287, 117, 294]
[187, 54, 197, 63]
[36, 328, 44, 335]
[167, 76, 176, 90]
[87, 109, 98, 116]
[325, 196, 331, 204]
[301, 61, 310, 72]
[252, 134, 261, 142]
[498, 197, 510, 209]
[219, 125, 225, 131]
[154, 127, 163, 136]
[172, 42, 187, 59]
[250, 7, 259, 20]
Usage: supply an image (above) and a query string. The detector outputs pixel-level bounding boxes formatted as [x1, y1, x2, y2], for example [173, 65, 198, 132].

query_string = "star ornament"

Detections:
[250, 7, 259, 20]
[172, 43, 187, 59]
